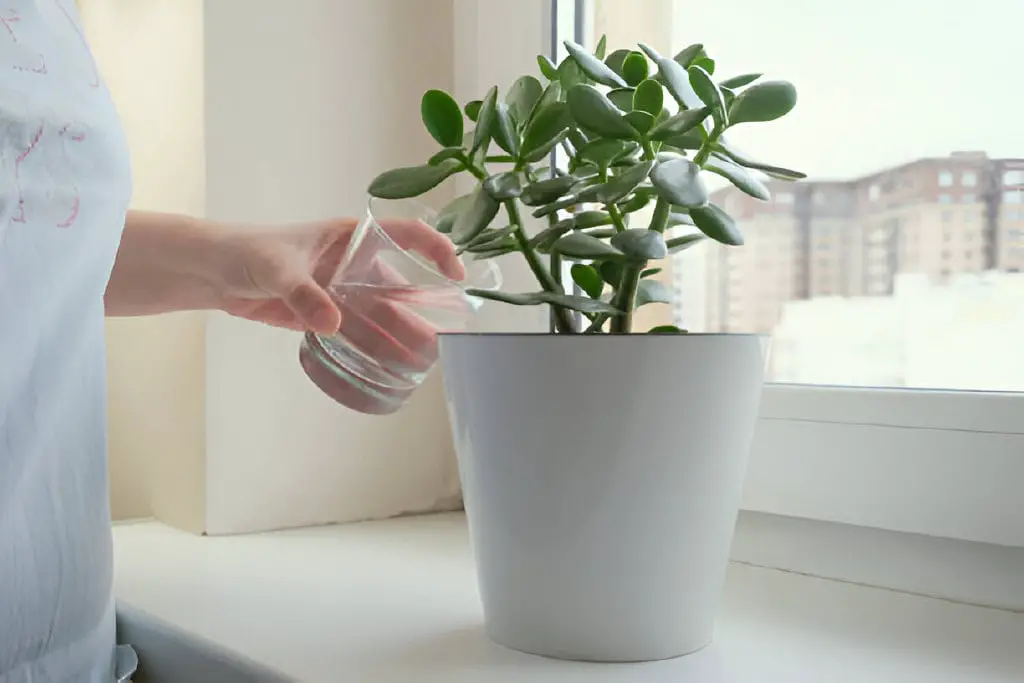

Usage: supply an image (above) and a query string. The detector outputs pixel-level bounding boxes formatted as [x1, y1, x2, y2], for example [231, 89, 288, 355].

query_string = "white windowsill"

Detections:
[112, 513, 1023, 683]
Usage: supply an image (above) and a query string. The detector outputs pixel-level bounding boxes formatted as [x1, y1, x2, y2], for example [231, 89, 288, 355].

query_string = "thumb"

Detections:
[283, 278, 341, 334]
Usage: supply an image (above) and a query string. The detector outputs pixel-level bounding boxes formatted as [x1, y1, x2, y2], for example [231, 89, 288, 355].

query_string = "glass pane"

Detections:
[662, 0, 1024, 391]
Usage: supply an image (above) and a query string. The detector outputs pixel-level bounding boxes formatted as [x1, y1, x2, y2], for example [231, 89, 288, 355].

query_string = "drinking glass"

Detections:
[299, 197, 501, 415]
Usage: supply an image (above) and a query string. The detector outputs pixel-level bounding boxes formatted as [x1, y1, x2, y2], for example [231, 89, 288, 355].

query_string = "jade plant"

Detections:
[367, 38, 805, 334]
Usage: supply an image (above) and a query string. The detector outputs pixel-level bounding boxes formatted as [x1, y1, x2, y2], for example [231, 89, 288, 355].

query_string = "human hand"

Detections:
[214, 217, 464, 335]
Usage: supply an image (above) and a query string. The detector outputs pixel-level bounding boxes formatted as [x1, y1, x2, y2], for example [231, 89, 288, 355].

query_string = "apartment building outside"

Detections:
[678, 152, 1024, 334]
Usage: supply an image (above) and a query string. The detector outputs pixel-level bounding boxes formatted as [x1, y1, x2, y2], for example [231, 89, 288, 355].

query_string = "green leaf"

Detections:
[450, 185, 501, 244]
[607, 88, 636, 112]
[434, 192, 473, 234]
[705, 156, 770, 200]
[527, 80, 562, 127]
[427, 147, 464, 165]
[572, 210, 613, 228]
[558, 55, 587, 90]
[692, 56, 715, 76]
[714, 141, 806, 180]
[604, 49, 632, 78]
[594, 34, 608, 60]
[640, 43, 704, 112]
[624, 110, 655, 135]
[621, 52, 649, 86]
[618, 192, 652, 214]
[728, 80, 798, 124]
[666, 233, 705, 253]
[552, 232, 625, 260]
[506, 76, 544, 129]
[689, 204, 743, 246]
[520, 174, 577, 206]
[667, 211, 696, 227]
[648, 106, 709, 141]
[576, 160, 654, 204]
[368, 159, 460, 199]
[567, 85, 636, 139]
[650, 158, 709, 208]
[538, 55, 559, 81]
[466, 288, 619, 315]
[532, 193, 580, 218]
[578, 139, 640, 169]
[483, 171, 523, 200]
[528, 220, 574, 250]
[610, 229, 668, 260]
[421, 90, 463, 147]
[571, 263, 604, 299]
[688, 65, 727, 127]
[648, 324, 688, 334]
[641, 267, 662, 278]
[521, 102, 570, 161]
[472, 86, 498, 153]
[464, 100, 482, 122]
[635, 279, 672, 307]
[463, 225, 513, 251]
[470, 244, 520, 259]
[719, 73, 762, 89]
[600, 261, 622, 286]
[632, 79, 664, 116]
[672, 43, 705, 69]
[492, 102, 519, 156]
[661, 130, 704, 152]
[564, 40, 627, 88]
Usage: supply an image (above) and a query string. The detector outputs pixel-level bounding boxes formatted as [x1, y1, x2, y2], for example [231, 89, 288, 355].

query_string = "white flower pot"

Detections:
[439, 333, 766, 662]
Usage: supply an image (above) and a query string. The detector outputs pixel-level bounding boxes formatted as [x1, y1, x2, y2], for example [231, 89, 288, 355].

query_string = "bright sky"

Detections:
[674, 0, 1024, 180]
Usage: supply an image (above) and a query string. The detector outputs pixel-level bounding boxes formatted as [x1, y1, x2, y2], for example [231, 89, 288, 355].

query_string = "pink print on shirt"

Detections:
[11, 123, 43, 224]
[1, 8, 47, 74]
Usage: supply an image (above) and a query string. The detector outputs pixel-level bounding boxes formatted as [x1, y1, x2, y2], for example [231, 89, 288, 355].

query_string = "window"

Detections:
[1004, 190, 1023, 204]
[575, 0, 1024, 549]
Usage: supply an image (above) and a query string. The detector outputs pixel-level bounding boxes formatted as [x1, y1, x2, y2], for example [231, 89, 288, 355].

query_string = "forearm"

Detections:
[105, 210, 229, 316]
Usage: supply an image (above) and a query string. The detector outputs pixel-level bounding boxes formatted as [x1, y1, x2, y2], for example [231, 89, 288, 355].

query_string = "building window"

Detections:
[1003, 190, 1023, 204]
[938, 171, 953, 187]
[868, 184, 880, 201]
[962, 171, 977, 187]
[1004, 170, 1024, 185]
[939, 194, 952, 204]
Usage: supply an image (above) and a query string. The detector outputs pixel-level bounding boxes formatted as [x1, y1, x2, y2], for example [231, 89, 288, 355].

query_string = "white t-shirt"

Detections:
[0, 1, 133, 681]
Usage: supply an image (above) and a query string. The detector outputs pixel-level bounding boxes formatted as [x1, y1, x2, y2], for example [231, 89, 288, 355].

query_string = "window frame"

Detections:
[554, 0, 1024, 549]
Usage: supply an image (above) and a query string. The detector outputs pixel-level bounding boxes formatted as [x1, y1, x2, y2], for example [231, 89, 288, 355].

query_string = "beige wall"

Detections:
[81, 0, 207, 524]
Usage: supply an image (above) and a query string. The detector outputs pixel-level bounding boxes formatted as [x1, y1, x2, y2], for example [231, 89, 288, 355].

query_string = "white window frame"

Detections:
[552, 0, 1024, 549]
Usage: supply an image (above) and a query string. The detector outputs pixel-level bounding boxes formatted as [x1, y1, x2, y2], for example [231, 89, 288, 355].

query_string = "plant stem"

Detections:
[650, 197, 670, 234]
[608, 204, 627, 233]
[585, 313, 609, 333]
[610, 266, 641, 334]
[693, 126, 722, 167]
[504, 200, 578, 334]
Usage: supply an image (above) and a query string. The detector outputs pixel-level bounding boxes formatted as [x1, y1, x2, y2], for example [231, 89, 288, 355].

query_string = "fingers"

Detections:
[378, 218, 466, 281]
[284, 279, 341, 334]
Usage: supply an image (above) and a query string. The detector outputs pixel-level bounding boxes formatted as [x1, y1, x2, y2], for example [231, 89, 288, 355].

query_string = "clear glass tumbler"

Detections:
[299, 197, 501, 415]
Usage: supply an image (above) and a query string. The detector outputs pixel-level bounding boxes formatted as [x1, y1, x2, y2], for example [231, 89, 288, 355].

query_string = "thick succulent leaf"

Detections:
[421, 90, 463, 147]
[705, 156, 770, 200]
[648, 106, 710, 141]
[606, 88, 636, 112]
[492, 102, 519, 156]
[719, 73, 762, 89]
[521, 102, 571, 161]
[635, 280, 672, 307]
[665, 233, 705, 253]
[552, 232, 625, 260]
[728, 80, 798, 124]
[520, 174, 577, 206]
[648, 324, 689, 334]
[610, 229, 668, 261]
[604, 49, 632, 78]
[599, 261, 622, 287]
[594, 34, 608, 59]
[427, 147, 464, 166]
[641, 267, 662, 278]
[632, 79, 664, 116]
[578, 139, 640, 169]
[714, 141, 806, 180]
[640, 43, 704, 111]
[450, 186, 501, 245]
[466, 288, 620, 314]
[689, 204, 743, 246]
[506, 76, 544, 128]
[471, 86, 499, 153]
[688, 65, 727, 126]
[537, 54, 559, 80]
[624, 110, 655, 136]
[650, 158, 709, 208]
[621, 52, 650, 86]
[571, 263, 604, 299]
[482, 171, 524, 200]
[576, 160, 654, 205]
[672, 43, 705, 69]
[464, 100, 482, 122]
[564, 40, 627, 88]
[558, 55, 588, 90]
[567, 85, 636, 139]
[368, 159, 460, 199]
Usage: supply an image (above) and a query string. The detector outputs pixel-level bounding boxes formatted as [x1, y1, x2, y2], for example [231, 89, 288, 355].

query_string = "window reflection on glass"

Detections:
[670, 0, 1024, 392]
